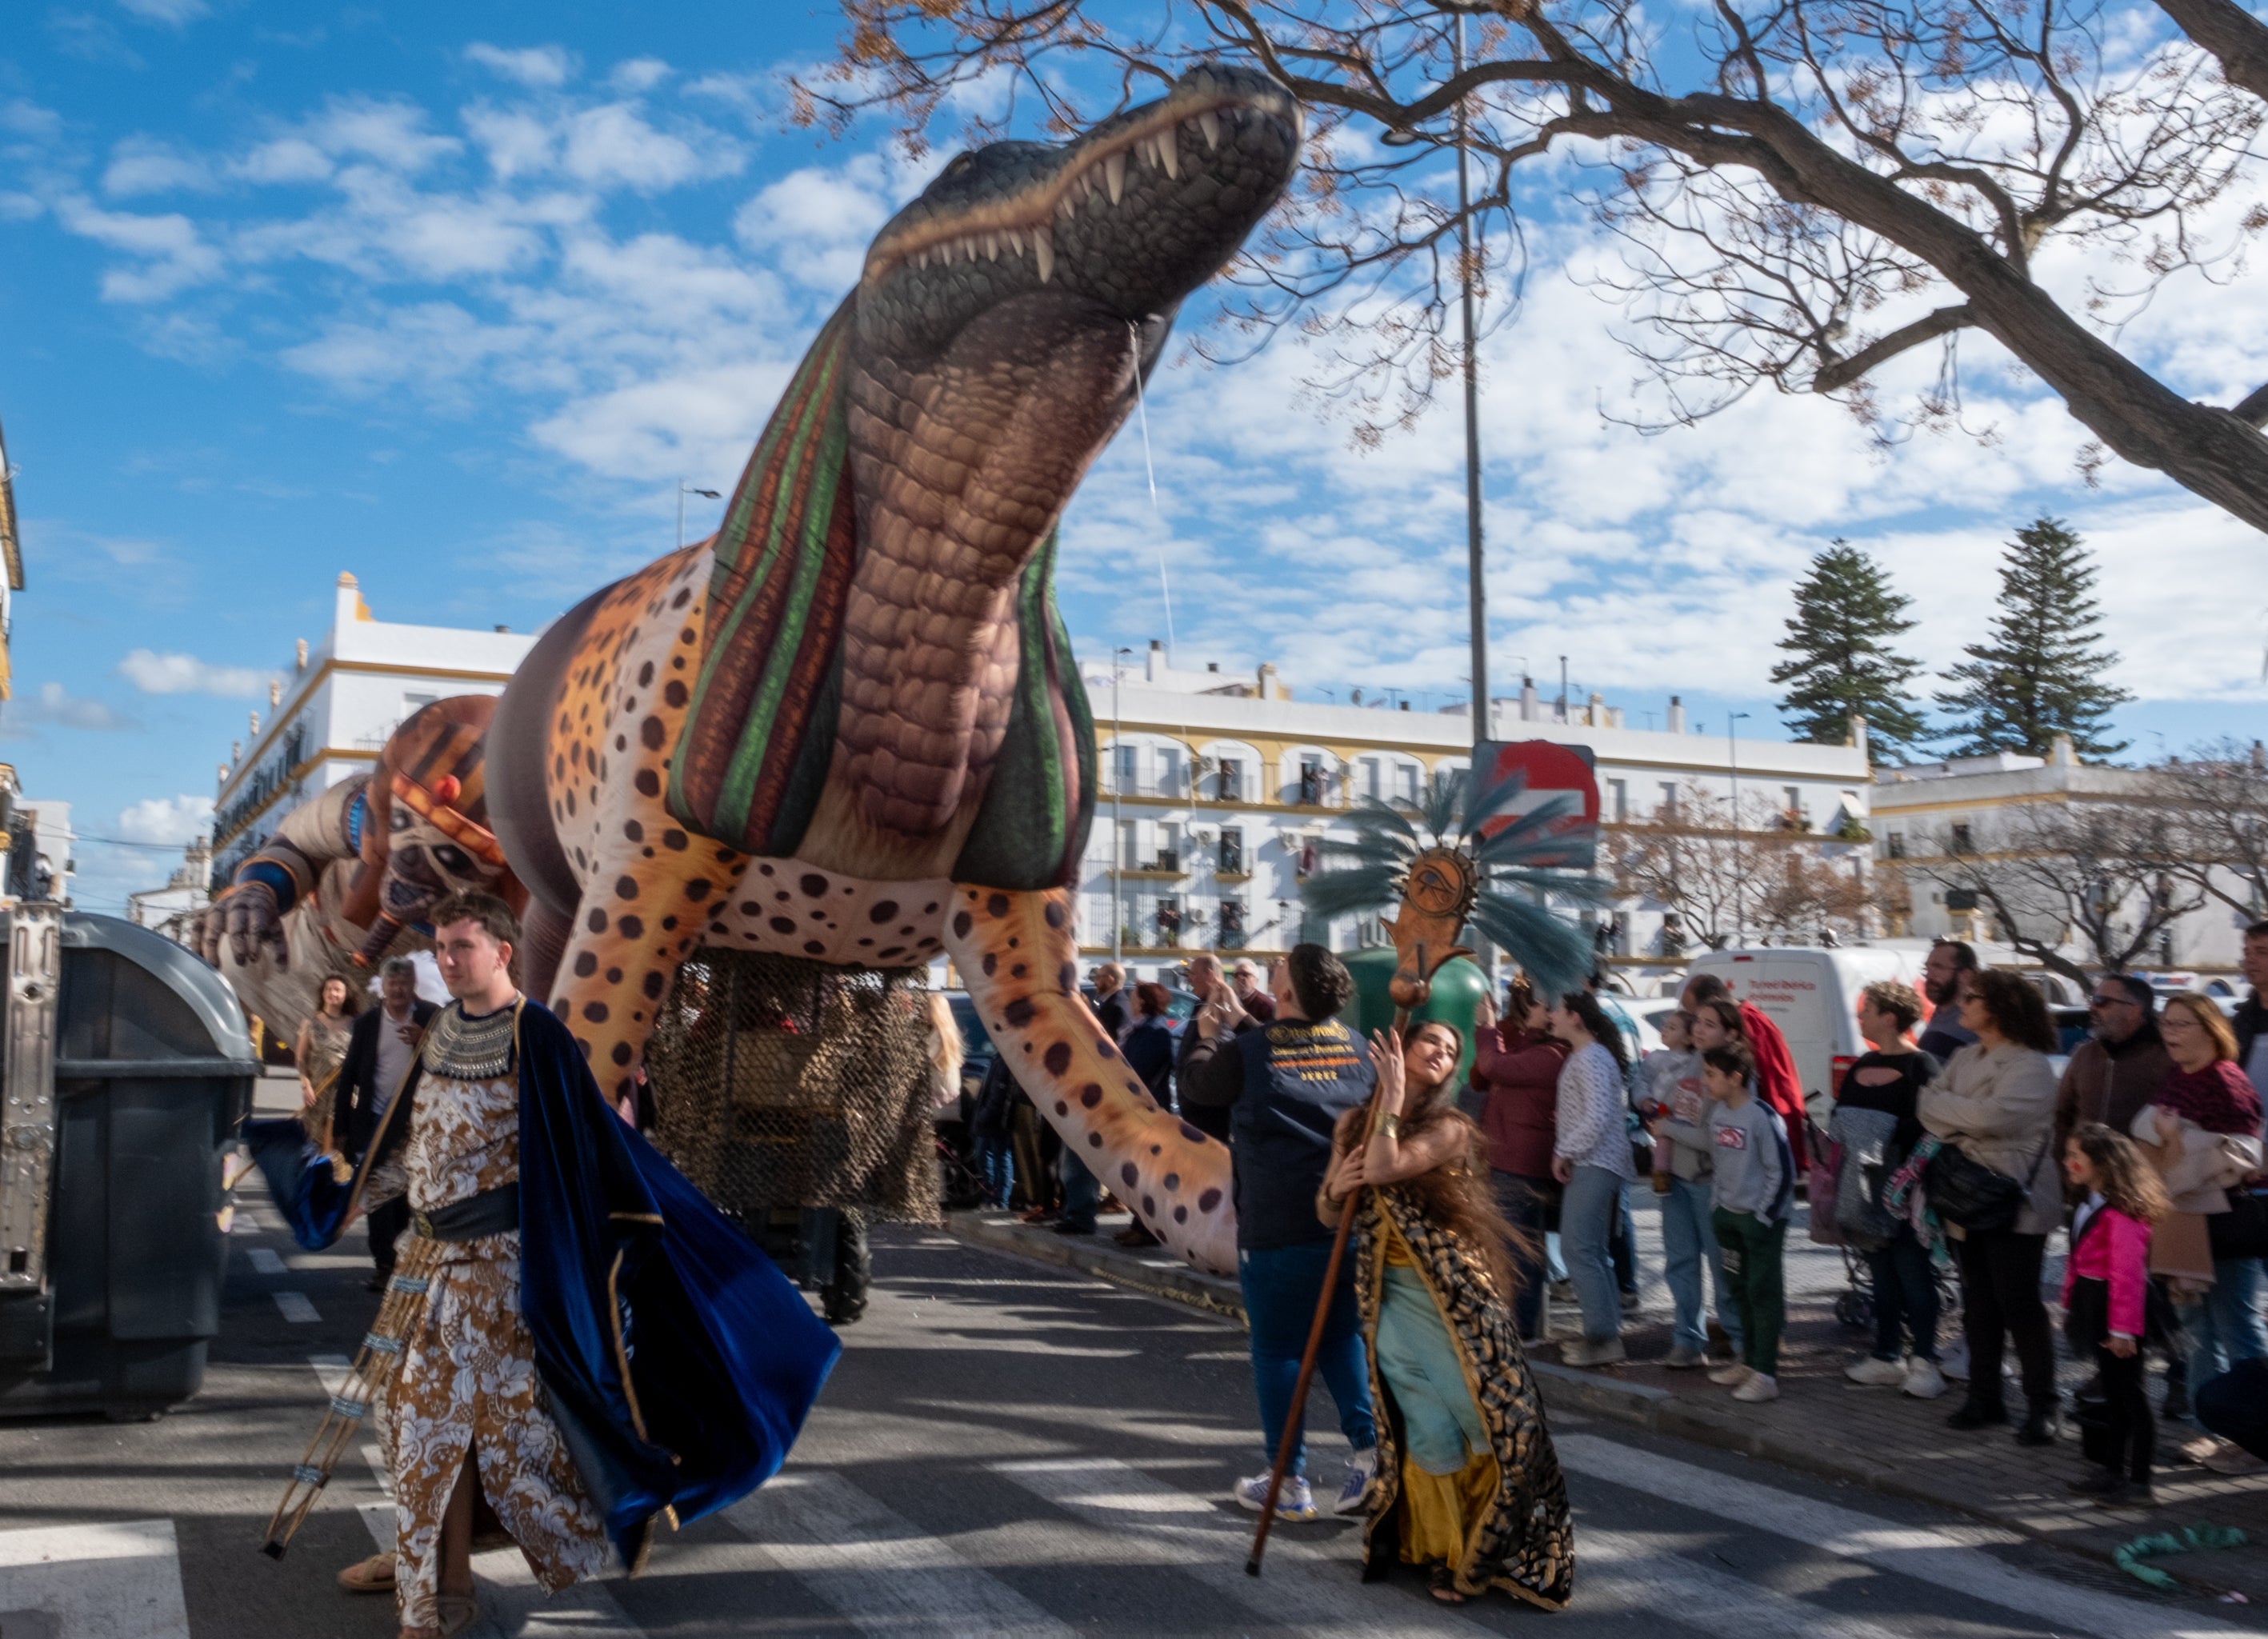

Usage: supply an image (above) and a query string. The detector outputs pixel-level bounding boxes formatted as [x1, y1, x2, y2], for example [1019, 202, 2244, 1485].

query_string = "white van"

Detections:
[1683, 946, 1927, 1122]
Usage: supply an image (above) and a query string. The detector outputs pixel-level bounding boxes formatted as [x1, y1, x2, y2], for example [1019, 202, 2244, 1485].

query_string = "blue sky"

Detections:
[2, 2, 2262, 915]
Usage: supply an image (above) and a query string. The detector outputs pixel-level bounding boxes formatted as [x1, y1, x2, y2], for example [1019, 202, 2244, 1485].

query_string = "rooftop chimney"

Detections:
[1847, 714, 1870, 760]
[1667, 694, 1686, 734]
[2050, 731, 2078, 767]
[1519, 677, 1538, 722]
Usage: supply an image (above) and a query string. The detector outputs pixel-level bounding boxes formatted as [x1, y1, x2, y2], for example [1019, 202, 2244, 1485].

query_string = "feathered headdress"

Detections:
[1298, 763, 1604, 1007]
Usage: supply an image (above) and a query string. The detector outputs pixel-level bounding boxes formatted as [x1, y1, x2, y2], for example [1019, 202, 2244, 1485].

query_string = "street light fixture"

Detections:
[677, 482, 722, 551]
[1728, 711, 1750, 941]
[1112, 645, 1134, 965]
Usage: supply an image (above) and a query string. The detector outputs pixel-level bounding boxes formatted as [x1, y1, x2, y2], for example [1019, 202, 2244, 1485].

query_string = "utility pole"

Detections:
[1454, 13, 1487, 750]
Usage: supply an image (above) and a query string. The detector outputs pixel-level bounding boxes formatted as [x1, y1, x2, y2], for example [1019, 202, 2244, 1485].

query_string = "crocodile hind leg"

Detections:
[944, 884, 1235, 1276]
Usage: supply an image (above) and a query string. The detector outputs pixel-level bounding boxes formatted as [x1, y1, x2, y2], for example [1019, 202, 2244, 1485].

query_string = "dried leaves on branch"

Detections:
[806, 0, 2268, 529]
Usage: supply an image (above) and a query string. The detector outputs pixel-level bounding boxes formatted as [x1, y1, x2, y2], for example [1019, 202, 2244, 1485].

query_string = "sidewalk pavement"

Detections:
[943, 1205, 2268, 1602]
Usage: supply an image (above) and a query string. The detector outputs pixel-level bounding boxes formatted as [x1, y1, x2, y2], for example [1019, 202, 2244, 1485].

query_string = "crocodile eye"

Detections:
[942, 152, 975, 179]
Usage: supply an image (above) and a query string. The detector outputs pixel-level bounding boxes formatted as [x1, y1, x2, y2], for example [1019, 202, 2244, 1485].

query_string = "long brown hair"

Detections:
[2072, 1122, 2171, 1225]
[1336, 1019, 1525, 1301]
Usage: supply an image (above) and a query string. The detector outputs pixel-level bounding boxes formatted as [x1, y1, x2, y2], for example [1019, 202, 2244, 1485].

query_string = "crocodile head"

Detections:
[821, 66, 1302, 849]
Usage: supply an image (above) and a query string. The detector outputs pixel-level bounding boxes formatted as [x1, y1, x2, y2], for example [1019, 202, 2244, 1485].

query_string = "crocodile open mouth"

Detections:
[858, 65, 1302, 324]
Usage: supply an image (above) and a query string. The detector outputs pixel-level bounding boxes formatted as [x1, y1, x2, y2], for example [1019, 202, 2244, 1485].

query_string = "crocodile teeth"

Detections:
[1057, 194, 1077, 220]
[1157, 123, 1178, 178]
[1034, 225, 1054, 284]
[1104, 150, 1125, 204]
[1197, 110, 1222, 150]
[983, 233, 999, 260]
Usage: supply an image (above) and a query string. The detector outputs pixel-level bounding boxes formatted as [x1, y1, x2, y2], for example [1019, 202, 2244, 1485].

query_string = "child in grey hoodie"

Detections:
[1640, 1011, 1739, 1368]
[1700, 1042, 1793, 1403]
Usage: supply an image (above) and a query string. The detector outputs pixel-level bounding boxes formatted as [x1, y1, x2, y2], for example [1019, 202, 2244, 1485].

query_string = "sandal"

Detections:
[337, 1551, 396, 1593]
[1428, 1565, 1467, 1604]
[436, 1593, 481, 1637]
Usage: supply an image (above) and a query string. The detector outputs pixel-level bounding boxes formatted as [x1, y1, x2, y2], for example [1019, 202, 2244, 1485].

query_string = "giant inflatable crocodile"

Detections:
[487, 66, 1303, 1277]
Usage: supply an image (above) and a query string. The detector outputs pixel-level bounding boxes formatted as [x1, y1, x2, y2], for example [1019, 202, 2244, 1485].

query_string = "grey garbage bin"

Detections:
[0, 906, 262, 1420]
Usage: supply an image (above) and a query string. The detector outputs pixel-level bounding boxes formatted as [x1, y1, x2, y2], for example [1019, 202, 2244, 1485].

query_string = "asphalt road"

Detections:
[0, 1205, 2257, 1639]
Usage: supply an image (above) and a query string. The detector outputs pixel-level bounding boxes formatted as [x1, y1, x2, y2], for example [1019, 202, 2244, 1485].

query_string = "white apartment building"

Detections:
[1081, 644, 1875, 971]
[1871, 740, 2255, 974]
[209, 574, 537, 885]
[127, 835, 213, 944]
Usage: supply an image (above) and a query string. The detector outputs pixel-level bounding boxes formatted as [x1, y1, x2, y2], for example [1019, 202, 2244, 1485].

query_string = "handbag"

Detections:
[1925, 1132, 2049, 1235]
[2208, 1185, 2268, 1260]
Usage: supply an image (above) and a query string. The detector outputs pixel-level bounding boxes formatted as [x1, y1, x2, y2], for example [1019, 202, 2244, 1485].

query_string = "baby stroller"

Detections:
[1806, 1117, 1958, 1330]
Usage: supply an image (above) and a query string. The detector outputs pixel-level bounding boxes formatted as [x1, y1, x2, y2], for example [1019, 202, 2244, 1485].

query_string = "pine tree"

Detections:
[1934, 517, 2131, 760]
[1769, 542, 1926, 761]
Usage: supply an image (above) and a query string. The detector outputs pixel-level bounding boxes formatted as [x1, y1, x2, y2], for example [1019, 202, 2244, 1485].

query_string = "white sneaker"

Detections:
[1844, 1356, 1907, 1388]
[1902, 1358, 1948, 1400]
[1732, 1373, 1780, 1403]
[1232, 1471, 1318, 1521]
[1707, 1361, 1753, 1387]
[1333, 1448, 1377, 1515]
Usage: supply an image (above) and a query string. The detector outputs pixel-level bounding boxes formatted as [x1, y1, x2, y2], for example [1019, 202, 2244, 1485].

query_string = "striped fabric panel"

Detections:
[669, 298, 858, 850]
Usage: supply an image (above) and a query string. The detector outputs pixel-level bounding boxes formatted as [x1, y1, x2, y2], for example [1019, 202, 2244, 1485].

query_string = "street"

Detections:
[0, 1204, 2255, 1639]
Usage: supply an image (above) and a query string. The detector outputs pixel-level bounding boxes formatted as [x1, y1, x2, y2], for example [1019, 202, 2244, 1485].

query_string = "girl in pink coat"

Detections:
[2060, 1123, 2172, 1509]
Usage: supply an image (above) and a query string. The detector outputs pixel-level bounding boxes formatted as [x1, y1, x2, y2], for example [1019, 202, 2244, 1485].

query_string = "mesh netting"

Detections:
[643, 948, 941, 1225]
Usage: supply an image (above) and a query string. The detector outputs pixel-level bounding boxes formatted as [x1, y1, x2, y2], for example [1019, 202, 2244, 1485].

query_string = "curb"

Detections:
[937, 1211, 2250, 1600]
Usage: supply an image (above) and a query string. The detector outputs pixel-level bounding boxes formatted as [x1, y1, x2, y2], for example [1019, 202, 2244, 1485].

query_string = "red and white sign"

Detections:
[1473, 740, 1599, 869]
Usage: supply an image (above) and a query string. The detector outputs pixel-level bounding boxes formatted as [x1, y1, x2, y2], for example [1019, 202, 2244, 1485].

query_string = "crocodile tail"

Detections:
[668, 295, 858, 855]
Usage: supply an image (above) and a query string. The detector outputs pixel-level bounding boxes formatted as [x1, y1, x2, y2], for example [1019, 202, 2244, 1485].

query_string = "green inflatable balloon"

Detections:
[1341, 949, 1490, 1091]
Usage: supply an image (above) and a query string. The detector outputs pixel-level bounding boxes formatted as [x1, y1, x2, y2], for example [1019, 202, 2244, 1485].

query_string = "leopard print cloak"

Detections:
[1354, 1184, 1574, 1608]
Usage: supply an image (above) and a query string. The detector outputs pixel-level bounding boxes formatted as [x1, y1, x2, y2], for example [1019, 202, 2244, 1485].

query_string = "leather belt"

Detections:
[411, 1184, 520, 1241]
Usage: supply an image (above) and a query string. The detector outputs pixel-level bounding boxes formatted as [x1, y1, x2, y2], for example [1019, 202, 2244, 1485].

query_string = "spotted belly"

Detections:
[690, 857, 954, 969]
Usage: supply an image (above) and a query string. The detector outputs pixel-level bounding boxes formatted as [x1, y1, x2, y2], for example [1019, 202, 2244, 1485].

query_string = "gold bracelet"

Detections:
[1376, 1112, 1402, 1139]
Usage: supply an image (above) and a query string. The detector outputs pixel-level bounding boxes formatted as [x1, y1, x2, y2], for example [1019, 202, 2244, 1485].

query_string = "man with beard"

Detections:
[1916, 938, 1982, 1061]
[2054, 973, 2170, 1162]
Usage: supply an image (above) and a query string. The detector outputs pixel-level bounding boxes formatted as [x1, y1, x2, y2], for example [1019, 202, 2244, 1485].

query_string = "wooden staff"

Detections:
[1245, 945, 1426, 1577]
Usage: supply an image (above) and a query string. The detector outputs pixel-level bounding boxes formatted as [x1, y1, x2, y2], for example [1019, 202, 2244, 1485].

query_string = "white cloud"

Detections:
[102, 137, 214, 197]
[115, 794, 213, 845]
[235, 137, 333, 185]
[52, 196, 222, 301]
[117, 649, 274, 697]
[11, 683, 134, 731]
[609, 58, 671, 94]
[734, 158, 893, 290]
[558, 103, 738, 191]
[310, 97, 462, 173]
[466, 42, 577, 88]
[117, 0, 208, 23]
[0, 98, 63, 141]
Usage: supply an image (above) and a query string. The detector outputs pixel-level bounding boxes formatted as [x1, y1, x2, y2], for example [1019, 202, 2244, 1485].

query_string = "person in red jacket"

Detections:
[1682, 973, 1806, 1135]
[2060, 1122, 2170, 1508]
[1471, 977, 1570, 1343]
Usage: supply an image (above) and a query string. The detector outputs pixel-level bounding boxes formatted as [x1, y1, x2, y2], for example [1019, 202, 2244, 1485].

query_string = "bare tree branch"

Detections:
[1814, 305, 1974, 395]
[2154, 0, 2268, 102]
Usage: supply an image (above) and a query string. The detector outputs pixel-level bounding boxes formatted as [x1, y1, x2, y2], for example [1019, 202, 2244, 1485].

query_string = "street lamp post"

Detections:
[1453, 13, 1487, 750]
[678, 482, 721, 551]
[1112, 646, 1133, 965]
[1728, 711, 1750, 942]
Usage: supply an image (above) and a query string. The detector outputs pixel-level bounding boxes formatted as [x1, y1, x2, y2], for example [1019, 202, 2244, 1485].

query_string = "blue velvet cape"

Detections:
[246, 998, 840, 1569]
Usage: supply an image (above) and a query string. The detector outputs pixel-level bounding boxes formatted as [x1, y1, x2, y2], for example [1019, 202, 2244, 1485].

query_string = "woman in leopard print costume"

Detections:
[1320, 1021, 1574, 1609]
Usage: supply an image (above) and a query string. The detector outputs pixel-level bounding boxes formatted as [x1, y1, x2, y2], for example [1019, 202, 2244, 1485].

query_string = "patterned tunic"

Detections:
[376, 1013, 607, 1629]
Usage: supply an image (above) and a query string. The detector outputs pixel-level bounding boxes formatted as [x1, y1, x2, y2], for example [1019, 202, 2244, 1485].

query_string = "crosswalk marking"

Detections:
[1555, 1433, 2247, 1639]
[466, 1545, 643, 1638]
[725, 1470, 1074, 1638]
[0, 1519, 190, 1639]
[246, 1247, 287, 1274]
[1583, 1527, 1918, 1639]
[994, 1457, 1499, 1639]
[272, 1290, 319, 1323]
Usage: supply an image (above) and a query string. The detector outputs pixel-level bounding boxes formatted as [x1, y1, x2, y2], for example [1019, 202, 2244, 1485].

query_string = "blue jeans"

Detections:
[1059, 1146, 1100, 1231]
[974, 1135, 1014, 1208]
[1866, 1227, 1939, 1363]
[1492, 1171, 1551, 1341]
[1561, 1164, 1626, 1341]
[2188, 1256, 2268, 1379]
[1375, 1264, 1486, 1474]
[1659, 1175, 1738, 1355]
[1238, 1241, 1376, 1476]
[1613, 1184, 1638, 1297]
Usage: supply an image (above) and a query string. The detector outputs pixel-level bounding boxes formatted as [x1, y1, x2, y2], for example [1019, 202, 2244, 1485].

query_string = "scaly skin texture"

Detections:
[941, 885, 1235, 1276]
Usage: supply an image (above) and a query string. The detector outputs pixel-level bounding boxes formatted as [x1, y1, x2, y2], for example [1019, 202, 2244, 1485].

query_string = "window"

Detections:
[1156, 746, 1183, 797]
[402, 691, 438, 717]
[1886, 832, 1907, 860]
[1298, 757, 1325, 806]
[1218, 898, 1246, 941]
[1607, 778, 1629, 821]
[1395, 763, 1418, 803]
[1113, 742, 1138, 794]
[1155, 822, 1181, 873]
[1659, 782, 1678, 815]
[1360, 758, 1382, 800]
[1218, 826, 1245, 875]
[1950, 822, 1974, 855]
[1118, 818, 1140, 869]
[1216, 757, 1242, 802]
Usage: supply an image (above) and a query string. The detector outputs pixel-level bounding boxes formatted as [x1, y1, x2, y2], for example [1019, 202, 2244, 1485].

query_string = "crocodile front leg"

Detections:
[944, 884, 1235, 1276]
